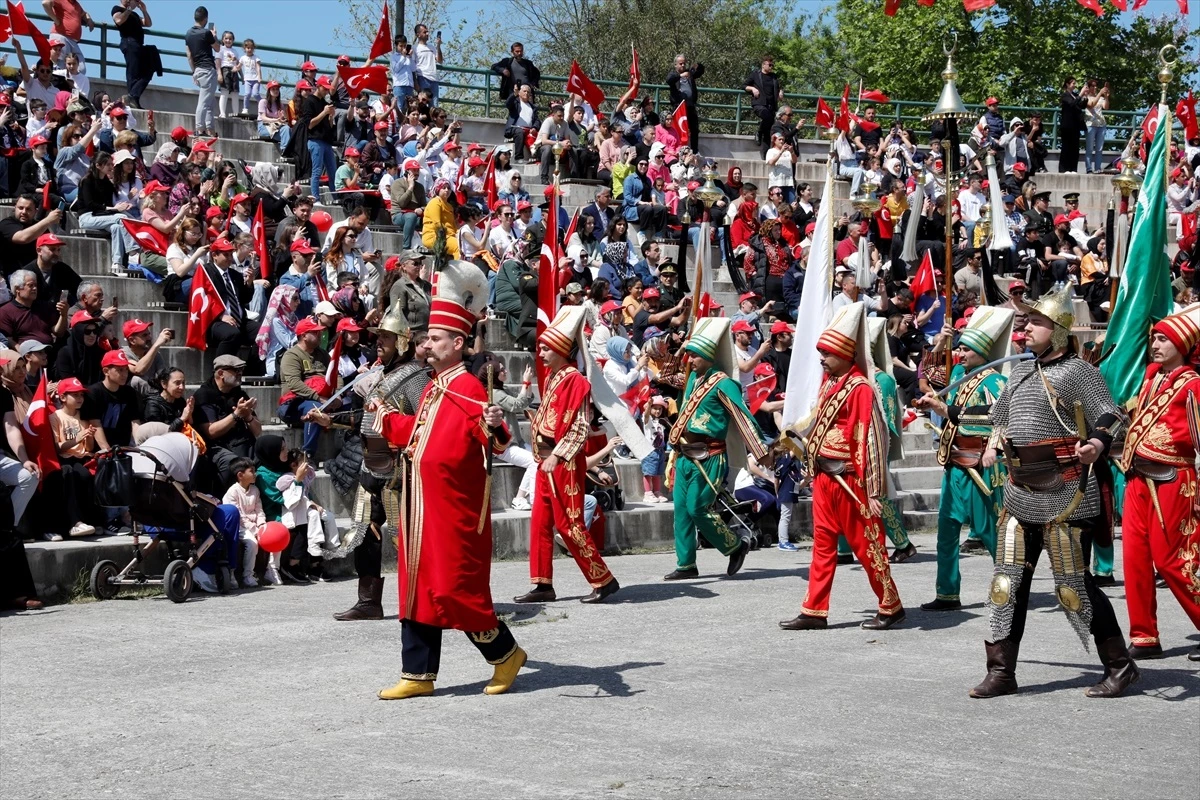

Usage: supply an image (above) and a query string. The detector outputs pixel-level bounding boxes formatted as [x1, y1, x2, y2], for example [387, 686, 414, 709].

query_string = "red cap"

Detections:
[770, 321, 794, 335]
[402, 158, 420, 172]
[122, 318, 152, 338]
[28, 134, 49, 148]
[1012, 162, 1028, 173]
[445, 141, 461, 151]
[171, 126, 191, 140]
[738, 291, 758, 304]
[1053, 214, 1070, 226]
[109, 106, 128, 118]
[384, 255, 400, 272]
[642, 287, 661, 299]
[543, 184, 558, 198]
[295, 317, 324, 336]
[209, 237, 235, 252]
[428, 297, 476, 338]
[301, 61, 318, 71]
[516, 200, 532, 212]
[805, 222, 816, 235]
[316, 76, 333, 89]
[35, 232, 63, 248]
[985, 96, 999, 106]
[336, 317, 363, 333]
[731, 320, 754, 333]
[295, 79, 314, 91]
[141, 179, 170, 195]
[467, 142, 485, 152]
[1068, 209, 1086, 220]
[101, 349, 130, 368]
[600, 300, 622, 316]
[205, 205, 224, 220]
[230, 192, 251, 208]
[954, 317, 968, 330]
[290, 239, 316, 254]
[267, 80, 281, 89]
[344, 147, 360, 158]
[191, 140, 214, 153]
[337, 54, 351, 65]
[374, 121, 389, 131]
[467, 156, 484, 168]
[1008, 280, 1027, 291]
[69, 311, 95, 328]
[56, 377, 86, 395]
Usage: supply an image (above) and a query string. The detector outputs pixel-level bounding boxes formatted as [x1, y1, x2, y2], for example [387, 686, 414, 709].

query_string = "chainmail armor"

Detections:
[987, 513, 1028, 643]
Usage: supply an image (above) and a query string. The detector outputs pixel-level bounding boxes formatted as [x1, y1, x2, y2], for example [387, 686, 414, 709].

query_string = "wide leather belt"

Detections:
[674, 440, 726, 461]
[950, 435, 986, 468]
[815, 457, 857, 477]
[1007, 443, 1083, 492]
[363, 436, 396, 473]
[1130, 455, 1177, 483]
[536, 436, 556, 460]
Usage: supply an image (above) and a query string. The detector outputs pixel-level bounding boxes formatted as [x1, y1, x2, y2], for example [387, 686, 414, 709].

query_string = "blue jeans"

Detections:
[278, 398, 322, 457]
[393, 85, 414, 103]
[306, 139, 337, 199]
[1085, 125, 1106, 173]
[392, 210, 420, 249]
[688, 224, 727, 264]
[78, 211, 138, 268]
[258, 121, 282, 143]
[415, 74, 439, 105]
[837, 160, 863, 195]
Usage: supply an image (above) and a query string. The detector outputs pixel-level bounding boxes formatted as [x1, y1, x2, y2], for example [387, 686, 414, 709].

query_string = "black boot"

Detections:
[969, 640, 1020, 698]
[513, 584, 556, 603]
[1129, 642, 1164, 660]
[580, 578, 620, 604]
[1085, 636, 1141, 698]
[726, 539, 751, 576]
[333, 576, 385, 621]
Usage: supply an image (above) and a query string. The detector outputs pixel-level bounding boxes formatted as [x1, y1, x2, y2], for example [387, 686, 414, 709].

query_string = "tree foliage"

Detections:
[774, 0, 1197, 113]
[504, 0, 784, 93]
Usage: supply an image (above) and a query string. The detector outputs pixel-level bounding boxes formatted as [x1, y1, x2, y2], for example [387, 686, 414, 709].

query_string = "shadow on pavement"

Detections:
[909, 604, 987, 631]
[608, 582, 722, 603]
[1019, 659, 1200, 701]
[440, 659, 666, 698]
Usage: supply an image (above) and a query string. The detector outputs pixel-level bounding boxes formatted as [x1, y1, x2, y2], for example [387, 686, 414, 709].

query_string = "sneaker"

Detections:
[511, 496, 532, 511]
[263, 565, 283, 586]
[192, 567, 219, 594]
[42, 532, 64, 542]
[68, 521, 96, 537]
[777, 542, 799, 552]
[127, 252, 141, 265]
[279, 565, 311, 584]
[241, 574, 259, 588]
[105, 521, 131, 535]
[110, 263, 124, 276]
[222, 566, 237, 590]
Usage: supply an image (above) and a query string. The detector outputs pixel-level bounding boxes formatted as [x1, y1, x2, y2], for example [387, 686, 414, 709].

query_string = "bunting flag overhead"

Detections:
[1099, 103, 1174, 408]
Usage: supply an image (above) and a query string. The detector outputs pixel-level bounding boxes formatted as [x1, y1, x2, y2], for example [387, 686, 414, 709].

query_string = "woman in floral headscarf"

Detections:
[149, 142, 182, 187]
[330, 284, 366, 326]
[255, 284, 300, 377]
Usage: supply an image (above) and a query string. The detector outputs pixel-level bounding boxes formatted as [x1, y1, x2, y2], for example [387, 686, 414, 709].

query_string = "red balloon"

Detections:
[310, 210, 334, 233]
[259, 521, 290, 554]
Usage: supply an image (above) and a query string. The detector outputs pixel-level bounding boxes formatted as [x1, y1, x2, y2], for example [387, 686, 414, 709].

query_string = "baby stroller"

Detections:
[88, 433, 229, 603]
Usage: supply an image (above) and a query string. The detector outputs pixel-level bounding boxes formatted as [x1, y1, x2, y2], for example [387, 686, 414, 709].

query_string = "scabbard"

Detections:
[1145, 477, 1167, 531]
[831, 472, 871, 519]
[966, 466, 994, 497]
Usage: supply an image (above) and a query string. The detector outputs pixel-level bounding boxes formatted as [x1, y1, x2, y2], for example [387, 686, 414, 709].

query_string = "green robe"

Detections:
[668, 368, 768, 571]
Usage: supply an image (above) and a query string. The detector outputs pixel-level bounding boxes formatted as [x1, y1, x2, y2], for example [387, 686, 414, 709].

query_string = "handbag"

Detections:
[94, 450, 136, 507]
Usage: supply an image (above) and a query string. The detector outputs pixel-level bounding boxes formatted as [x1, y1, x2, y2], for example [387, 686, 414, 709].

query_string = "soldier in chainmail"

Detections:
[309, 302, 431, 622]
[971, 285, 1140, 700]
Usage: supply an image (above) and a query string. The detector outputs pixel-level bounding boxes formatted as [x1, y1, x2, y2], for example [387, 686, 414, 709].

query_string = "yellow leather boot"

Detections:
[378, 679, 435, 700]
[483, 647, 527, 695]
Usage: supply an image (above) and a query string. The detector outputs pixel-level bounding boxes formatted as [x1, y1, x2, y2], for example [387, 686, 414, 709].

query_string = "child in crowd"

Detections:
[217, 30, 241, 119]
[640, 396, 669, 503]
[239, 39, 262, 116]
[277, 449, 339, 582]
[49, 377, 99, 539]
[222, 458, 273, 587]
[25, 99, 49, 140]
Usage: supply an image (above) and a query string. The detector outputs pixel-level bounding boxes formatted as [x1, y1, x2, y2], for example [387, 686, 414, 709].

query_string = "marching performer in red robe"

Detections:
[780, 302, 905, 631]
[1122, 307, 1200, 663]
[374, 266, 527, 700]
[514, 306, 621, 604]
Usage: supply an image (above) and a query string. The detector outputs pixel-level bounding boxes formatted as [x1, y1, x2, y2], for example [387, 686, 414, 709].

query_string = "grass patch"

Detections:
[499, 609, 569, 626]
[65, 567, 161, 604]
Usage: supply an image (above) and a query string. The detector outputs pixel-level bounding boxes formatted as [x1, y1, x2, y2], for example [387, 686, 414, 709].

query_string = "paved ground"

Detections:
[1, 532, 1197, 799]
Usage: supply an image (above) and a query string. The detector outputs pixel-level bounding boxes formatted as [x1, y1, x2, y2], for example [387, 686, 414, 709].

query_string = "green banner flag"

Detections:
[1099, 105, 1173, 408]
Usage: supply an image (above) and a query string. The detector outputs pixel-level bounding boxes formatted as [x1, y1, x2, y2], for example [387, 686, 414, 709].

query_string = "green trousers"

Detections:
[836, 498, 910, 555]
[672, 454, 741, 571]
[1091, 463, 1123, 578]
[934, 467, 1001, 601]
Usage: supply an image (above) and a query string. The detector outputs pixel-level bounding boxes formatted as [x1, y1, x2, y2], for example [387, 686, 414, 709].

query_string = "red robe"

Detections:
[378, 361, 508, 632]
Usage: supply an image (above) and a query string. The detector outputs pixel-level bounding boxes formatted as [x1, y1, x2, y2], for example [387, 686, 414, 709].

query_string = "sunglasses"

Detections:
[1010, 289, 1025, 295]
[83, 327, 99, 335]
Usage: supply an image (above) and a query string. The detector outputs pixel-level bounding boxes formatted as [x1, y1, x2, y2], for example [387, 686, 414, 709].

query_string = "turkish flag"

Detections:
[185, 264, 227, 351]
[1181, 212, 1197, 242]
[911, 249, 938, 297]
[337, 64, 388, 99]
[815, 97, 835, 130]
[252, 202, 271, 279]
[1177, 91, 1198, 143]
[1178, 0, 1189, 12]
[1076, 0, 1104, 16]
[884, 0, 902, 16]
[6, 0, 50, 62]
[482, 147, 499, 211]
[319, 329, 342, 398]
[746, 369, 777, 415]
[619, 377, 651, 417]
[535, 182, 561, 390]
[670, 100, 690, 145]
[41, 180, 50, 210]
[567, 60, 606, 111]
[694, 291, 713, 319]
[836, 84, 851, 133]
[1141, 104, 1161, 143]
[963, 0, 997, 10]
[861, 89, 890, 103]
[1132, 0, 1148, 8]
[0, 12, 10, 43]
[121, 218, 169, 256]
[628, 46, 641, 97]
[367, 0, 391, 64]
[24, 373, 59, 484]
[1110, 0, 1127, 9]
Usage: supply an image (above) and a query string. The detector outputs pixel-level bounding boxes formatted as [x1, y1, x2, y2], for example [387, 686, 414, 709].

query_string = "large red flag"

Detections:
[1076, 0, 1104, 15]
[963, 0, 997, 10]
[23, 373, 59, 484]
[815, 97, 835, 130]
[861, 89, 890, 103]
[0, 12, 11, 43]
[884, 0, 902, 17]
[746, 369, 777, 415]
[1177, 0, 1189, 12]
[1177, 91, 1198, 143]
[366, 0, 391, 64]
[835, 84, 851, 133]
[534, 182, 560, 390]
[337, 65, 388, 98]
[566, 60, 606, 111]
[121, 218, 169, 256]
[320, 329, 342, 398]
[670, 100, 690, 145]
[619, 377, 651, 416]
[6, 0, 50, 62]
[628, 46, 641, 97]
[252, 202, 271, 279]
[911, 249, 938, 297]
[482, 148, 499, 211]
[185, 264, 227, 350]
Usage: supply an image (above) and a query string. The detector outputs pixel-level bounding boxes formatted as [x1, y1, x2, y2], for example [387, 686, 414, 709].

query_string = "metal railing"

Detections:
[0, 13, 1142, 151]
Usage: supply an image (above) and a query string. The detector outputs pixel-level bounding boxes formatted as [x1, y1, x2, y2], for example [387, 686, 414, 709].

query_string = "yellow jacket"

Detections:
[421, 196, 460, 257]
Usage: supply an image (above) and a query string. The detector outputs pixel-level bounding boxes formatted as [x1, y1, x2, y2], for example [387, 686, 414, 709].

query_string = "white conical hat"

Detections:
[538, 304, 587, 358]
[866, 316, 894, 379]
[817, 301, 871, 376]
[684, 317, 735, 379]
[959, 306, 1015, 369]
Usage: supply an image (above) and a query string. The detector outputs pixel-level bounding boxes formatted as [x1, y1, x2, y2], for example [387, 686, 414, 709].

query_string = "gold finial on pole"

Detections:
[1157, 45, 1177, 105]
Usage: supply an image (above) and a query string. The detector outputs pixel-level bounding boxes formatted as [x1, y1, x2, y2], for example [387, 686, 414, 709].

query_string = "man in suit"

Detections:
[582, 186, 615, 238]
[204, 237, 254, 361]
[1058, 78, 1087, 174]
[666, 54, 704, 155]
[490, 42, 540, 102]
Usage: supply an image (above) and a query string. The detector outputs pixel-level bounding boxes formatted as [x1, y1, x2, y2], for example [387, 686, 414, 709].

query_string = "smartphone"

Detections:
[59, 290, 69, 303]
[208, 22, 215, 31]
[147, 109, 154, 125]
[112, 296, 119, 308]
[57, 200, 66, 211]
[436, 30, 442, 39]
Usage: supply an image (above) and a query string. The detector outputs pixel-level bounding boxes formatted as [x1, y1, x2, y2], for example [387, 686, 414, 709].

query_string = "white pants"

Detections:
[498, 444, 537, 497]
[0, 455, 38, 526]
[240, 530, 259, 580]
[306, 507, 340, 556]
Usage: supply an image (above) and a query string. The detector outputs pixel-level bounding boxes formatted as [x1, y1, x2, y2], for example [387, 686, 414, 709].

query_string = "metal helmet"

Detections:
[1019, 284, 1074, 350]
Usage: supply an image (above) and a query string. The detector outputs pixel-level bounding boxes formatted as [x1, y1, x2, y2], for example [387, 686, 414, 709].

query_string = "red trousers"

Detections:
[802, 472, 903, 617]
[529, 456, 614, 588]
[1122, 470, 1200, 646]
